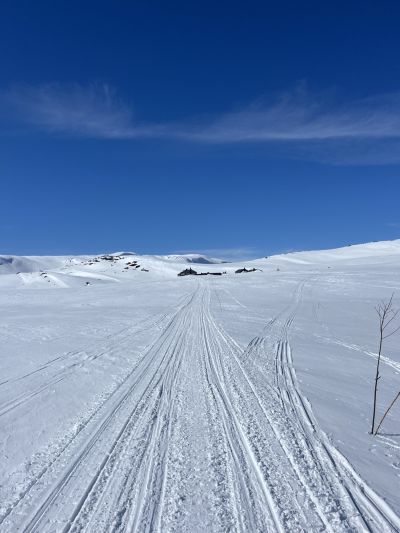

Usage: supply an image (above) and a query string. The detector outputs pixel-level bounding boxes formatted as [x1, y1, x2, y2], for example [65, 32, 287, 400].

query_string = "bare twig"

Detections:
[371, 293, 398, 434]
[374, 391, 400, 435]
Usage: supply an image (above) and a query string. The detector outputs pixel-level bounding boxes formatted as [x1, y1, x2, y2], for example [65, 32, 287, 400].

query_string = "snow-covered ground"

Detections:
[0, 241, 399, 532]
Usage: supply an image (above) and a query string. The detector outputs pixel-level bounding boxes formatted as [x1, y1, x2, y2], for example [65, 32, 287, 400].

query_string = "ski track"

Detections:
[314, 336, 400, 374]
[308, 278, 400, 375]
[1, 280, 399, 532]
[0, 291, 193, 418]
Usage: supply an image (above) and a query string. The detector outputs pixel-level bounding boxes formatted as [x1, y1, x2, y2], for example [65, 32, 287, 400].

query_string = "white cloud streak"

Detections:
[182, 92, 400, 142]
[2, 82, 162, 139]
[3, 82, 400, 164]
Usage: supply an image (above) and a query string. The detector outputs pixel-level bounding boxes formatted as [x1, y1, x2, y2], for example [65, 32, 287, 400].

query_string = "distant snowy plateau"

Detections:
[0, 241, 400, 532]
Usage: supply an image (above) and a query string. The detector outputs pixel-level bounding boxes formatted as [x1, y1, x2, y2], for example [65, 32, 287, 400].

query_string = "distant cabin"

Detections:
[235, 267, 262, 274]
[178, 268, 198, 277]
[178, 268, 225, 277]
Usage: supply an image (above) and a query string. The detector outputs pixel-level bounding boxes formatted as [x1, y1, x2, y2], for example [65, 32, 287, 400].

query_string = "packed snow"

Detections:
[0, 241, 399, 532]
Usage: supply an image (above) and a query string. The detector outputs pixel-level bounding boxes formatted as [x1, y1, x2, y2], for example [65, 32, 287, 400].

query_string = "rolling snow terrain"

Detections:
[0, 242, 399, 532]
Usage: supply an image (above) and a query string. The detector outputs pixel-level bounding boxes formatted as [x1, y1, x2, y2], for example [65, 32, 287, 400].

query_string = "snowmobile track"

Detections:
[1, 281, 399, 532]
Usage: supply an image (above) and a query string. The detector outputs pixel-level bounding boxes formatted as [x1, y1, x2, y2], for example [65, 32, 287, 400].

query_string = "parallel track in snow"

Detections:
[235, 279, 400, 532]
[0, 294, 192, 418]
[0, 292, 195, 529]
[1, 281, 399, 532]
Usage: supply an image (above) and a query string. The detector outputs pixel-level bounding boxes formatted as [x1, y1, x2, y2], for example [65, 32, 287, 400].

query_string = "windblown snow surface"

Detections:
[0, 242, 399, 532]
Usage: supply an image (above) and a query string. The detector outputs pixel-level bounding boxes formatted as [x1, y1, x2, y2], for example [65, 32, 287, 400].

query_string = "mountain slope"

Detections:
[0, 241, 399, 531]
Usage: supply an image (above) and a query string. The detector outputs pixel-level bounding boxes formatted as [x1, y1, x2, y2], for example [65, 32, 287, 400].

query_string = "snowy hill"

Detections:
[159, 253, 223, 264]
[264, 239, 400, 266]
[0, 240, 399, 531]
[0, 251, 225, 288]
[1, 239, 399, 289]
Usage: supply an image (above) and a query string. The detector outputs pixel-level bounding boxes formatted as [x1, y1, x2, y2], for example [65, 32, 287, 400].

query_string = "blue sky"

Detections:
[1, 1, 400, 259]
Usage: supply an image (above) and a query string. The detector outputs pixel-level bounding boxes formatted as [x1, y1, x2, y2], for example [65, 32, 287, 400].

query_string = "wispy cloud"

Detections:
[3, 82, 400, 164]
[2, 82, 162, 139]
[182, 89, 400, 142]
[176, 87, 400, 164]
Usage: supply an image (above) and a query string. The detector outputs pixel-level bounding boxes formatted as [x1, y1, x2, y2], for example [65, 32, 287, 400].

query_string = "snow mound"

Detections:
[1, 239, 399, 289]
[162, 254, 222, 264]
[263, 239, 400, 266]
[0, 255, 68, 274]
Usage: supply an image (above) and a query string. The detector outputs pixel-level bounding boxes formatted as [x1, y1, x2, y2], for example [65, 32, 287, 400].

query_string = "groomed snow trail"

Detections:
[1, 281, 399, 532]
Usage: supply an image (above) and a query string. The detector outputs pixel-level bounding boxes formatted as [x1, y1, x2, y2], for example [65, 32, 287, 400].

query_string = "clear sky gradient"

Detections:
[1, 1, 400, 259]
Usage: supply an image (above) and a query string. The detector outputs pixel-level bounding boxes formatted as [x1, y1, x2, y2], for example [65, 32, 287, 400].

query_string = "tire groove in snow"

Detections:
[2, 280, 399, 532]
[220, 278, 399, 532]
